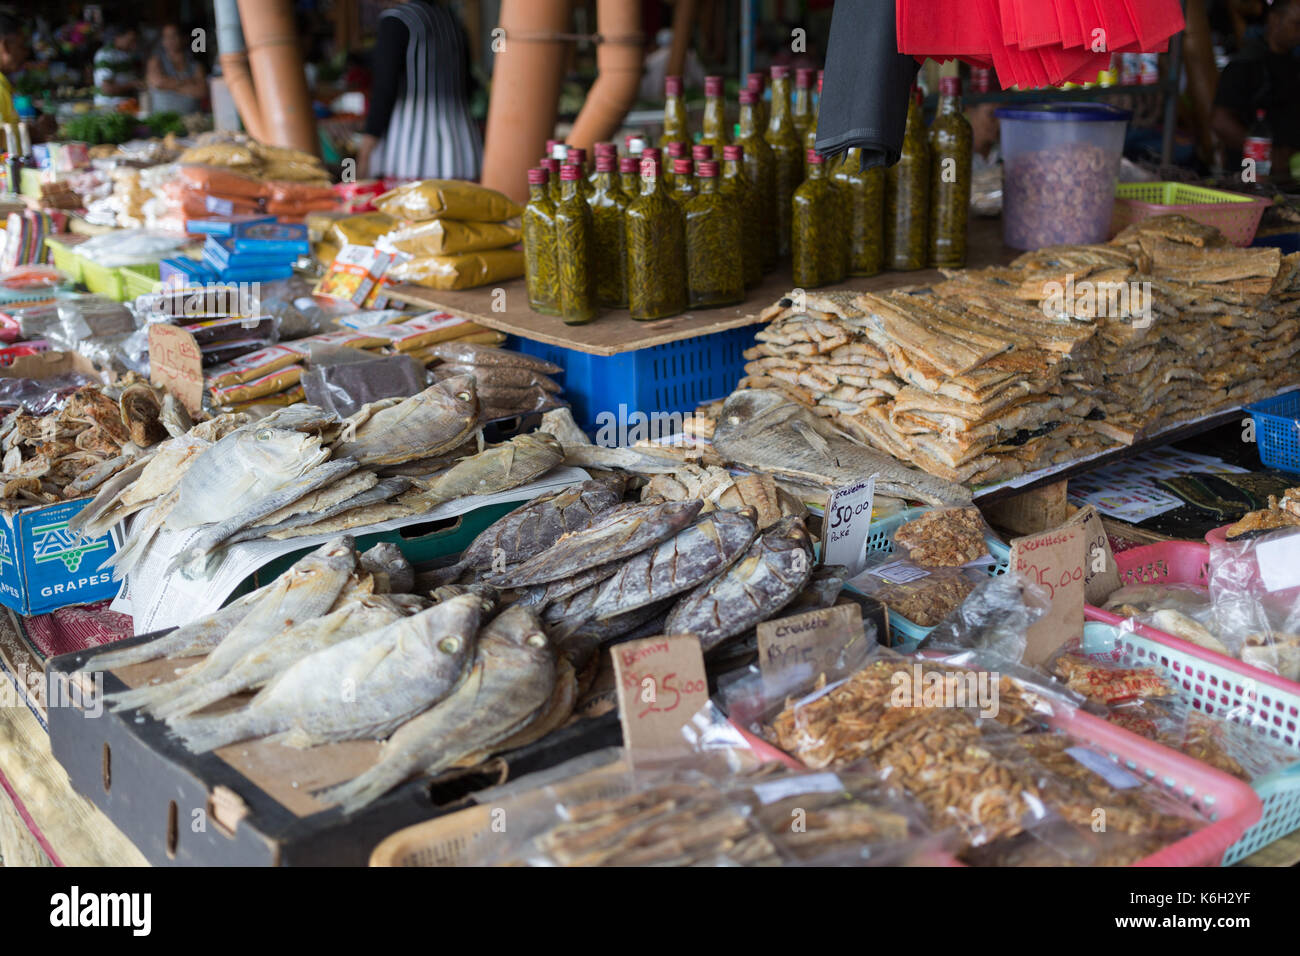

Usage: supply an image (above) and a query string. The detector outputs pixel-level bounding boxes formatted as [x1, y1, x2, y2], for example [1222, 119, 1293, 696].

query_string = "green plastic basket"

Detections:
[120, 262, 162, 301]
[1111, 182, 1270, 246]
[43, 236, 83, 284]
[79, 256, 130, 301]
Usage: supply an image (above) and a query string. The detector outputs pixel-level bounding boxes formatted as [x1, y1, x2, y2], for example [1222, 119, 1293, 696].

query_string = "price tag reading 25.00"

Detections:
[612, 634, 709, 767]
[821, 476, 876, 576]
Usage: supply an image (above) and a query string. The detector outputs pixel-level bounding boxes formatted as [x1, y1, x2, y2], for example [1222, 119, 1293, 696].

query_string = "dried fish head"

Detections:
[331, 376, 480, 466]
[119, 382, 168, 447]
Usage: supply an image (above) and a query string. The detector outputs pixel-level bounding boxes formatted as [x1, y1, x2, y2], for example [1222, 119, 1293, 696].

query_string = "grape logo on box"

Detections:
[32, 519, 110, 573]
[49, 887, 150, 936]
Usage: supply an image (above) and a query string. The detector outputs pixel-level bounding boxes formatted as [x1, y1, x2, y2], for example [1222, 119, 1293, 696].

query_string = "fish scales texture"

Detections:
[434, 480, 623, 586]
[261, 478, 412, 540]
[410, 433, 562, 505]
[516, 561, 622, 610]
[484, 500, 703, 588]
[712, 389, 972, 505]
[166, 427, 329, 531]
[170, 594, 483, 754]
[316, 605, 556, 813]
[588, 508, 758, 620]
[107, 538, 357, 714]
[665, 516, 815, 651]
[168, 458, 363, 573]
[252, 470, 379, 528]
[157, 596, 410, 722]
[331, 376, 480, 466]
[359, 542, 414, 594]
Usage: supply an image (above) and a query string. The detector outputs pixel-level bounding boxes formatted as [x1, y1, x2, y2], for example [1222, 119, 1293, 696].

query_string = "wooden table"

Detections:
[387, 218, 1015, 357]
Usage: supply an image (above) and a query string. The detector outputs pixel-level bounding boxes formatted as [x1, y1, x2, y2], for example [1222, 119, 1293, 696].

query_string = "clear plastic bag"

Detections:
[1209, 530, 1300, 680]
[50, 295, 138, 347]
[71, 228, 188, 267]
[917, 570, 1051, 666]
[0, 373, 98, 413]
[301, 352, 428, 418]
[849, 560, 983, 629]
[891, 505, 999, 568]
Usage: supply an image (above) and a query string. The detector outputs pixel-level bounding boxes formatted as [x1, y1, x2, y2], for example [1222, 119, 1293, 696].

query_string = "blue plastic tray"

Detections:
[1244, 389, 1300, 475]
[511, 325, 757, 433]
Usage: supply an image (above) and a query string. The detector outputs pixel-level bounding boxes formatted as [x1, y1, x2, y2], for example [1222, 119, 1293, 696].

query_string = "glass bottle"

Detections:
[619, 155, 640, 197]
[587, 154, 630, 308]
[541, 157, 562, 205]
[692, 143, 713, 174]
[721, 144, 762, 288]
[792, 68, 815, 150]
[589, 141, 617, 186]
[554, 165, 597, 324]
[792, 149, 846, 288]
[671, 158, 697, 207]
[764, 64, 802, 258]
[522, 168, 560, 315]
[746, 72, 769, 135]
[885, 90, 930, 271]
[927, 77, 973, 267]
[665, 141, 689, 191]
[699, 75, 728, 153]
[659, 74, 689, 148]
[736, 89, 776, 272]
[833, 147, 884, 277]
[625, 135, 646, 159]
[626, 157, 688, 320]
[803, 70, 823, 176]
[684, 161, 744, 308]
[563, 159, 590, 199]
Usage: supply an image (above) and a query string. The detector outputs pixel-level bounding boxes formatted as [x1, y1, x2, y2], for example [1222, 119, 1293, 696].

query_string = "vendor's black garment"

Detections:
[1214, 46, 1300, 163]
[814, 0, 919, 170]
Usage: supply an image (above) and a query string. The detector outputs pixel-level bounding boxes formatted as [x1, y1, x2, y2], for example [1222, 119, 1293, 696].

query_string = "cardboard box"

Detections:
[0, 351, 121, 614]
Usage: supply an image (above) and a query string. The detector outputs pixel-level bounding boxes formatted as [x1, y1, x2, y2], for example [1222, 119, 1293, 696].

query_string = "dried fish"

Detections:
[406, 433, 563, 506]
[424, 342, 563, 374]
[262, 478, 414, 540]
[333, 376, 480, 466]
[359, 542, 414, 594]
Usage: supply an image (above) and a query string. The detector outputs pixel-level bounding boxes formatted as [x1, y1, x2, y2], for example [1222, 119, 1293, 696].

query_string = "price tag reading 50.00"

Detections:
[821, 476, 876, 577]
[612, 634, 709, 766]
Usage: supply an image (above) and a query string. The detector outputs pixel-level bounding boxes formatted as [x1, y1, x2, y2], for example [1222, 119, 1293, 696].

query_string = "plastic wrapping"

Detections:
[378, 219, 522, 257]
[374, 180, 522, 223]
[301, 352, 428, 418]
[0, 373, 97, 413]
[892, 505, 997, 567]
[51, 296, 137, 344]
[851, 563, 983, 628]
[1209, 530, 1300, 680]
[915, 571, 1050, 665]
[71, 229, 188, 268]
[387, 249, 525, 291]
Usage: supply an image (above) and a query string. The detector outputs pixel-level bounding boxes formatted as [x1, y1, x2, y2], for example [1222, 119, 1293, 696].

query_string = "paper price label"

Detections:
[1010, 524, 1085, 667]
[869, 560, 931, 584]
[149, 323, 204, 417]
[1254, 531, 1300, 593]
[612, 634, 709, 767]
[1066, 504, 1121, 604]
[1066, 747, 1140, 790]
[757, 604, 864, 683]
[820, 476, 875, 576]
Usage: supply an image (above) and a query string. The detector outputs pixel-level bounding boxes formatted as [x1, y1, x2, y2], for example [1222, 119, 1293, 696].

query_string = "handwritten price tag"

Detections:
[149, 323, 204, 417]
[1066, 504, 1121, 604]
[758, 603, 864, 683]
[1009, 523, 1086, 666]
[611, 634, 709, 767]
[820, 476, 875, 576]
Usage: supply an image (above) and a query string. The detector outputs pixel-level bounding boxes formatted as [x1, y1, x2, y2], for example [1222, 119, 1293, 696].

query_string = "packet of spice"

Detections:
[210, 364, 305, 404]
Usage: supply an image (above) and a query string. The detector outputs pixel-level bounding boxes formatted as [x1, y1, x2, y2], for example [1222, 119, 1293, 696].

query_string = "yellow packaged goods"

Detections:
[329, 212, 399, 248]
[283, 328, 391, 356]
[210, 365, 305, 405]
[179, 142, 258, 167]
[381, 219, 522, 256]
[448, 329, 507, 346]
[219, 384, 306, 411]
[374, 179, 523, 223]
[362, 312, 483, 351]
[315, 244, 396, 305]
[206, 345, 303, 388]
[388, 248, 525, 291]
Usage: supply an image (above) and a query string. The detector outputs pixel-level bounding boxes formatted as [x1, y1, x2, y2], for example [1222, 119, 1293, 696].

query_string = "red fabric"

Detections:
[21, 600, 134, 659]
[1016, 0, 1062, 50]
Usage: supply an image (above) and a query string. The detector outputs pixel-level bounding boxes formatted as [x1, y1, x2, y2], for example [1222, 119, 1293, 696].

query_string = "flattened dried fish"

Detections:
[433, 363, 562, 393]
[514, 561, 622, 610]
[260, 478, 413, 540]
[332, 376, 480, 466]
[316, 604, 556, 813]
[171, 593, 483, 754]
[484, 500, 703, 588]
[251, 470, 379, 529]
[406, 432, 562, 506]
[665, 516, 814, 651]
[425, 343, 563, 374]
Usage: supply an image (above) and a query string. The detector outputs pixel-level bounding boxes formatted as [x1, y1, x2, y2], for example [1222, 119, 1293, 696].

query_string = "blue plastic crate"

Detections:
[511, 325, 757, 433]
[1245, 390, 1300, 475]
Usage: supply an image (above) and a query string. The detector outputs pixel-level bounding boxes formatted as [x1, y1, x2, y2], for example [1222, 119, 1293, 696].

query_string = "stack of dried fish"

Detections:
[426, 343, 567, 423]
[74, 537, 574, 815]
[740, 215, 1300, 487]
[0, 380, 184, 512]
[70, 378, 567, 577]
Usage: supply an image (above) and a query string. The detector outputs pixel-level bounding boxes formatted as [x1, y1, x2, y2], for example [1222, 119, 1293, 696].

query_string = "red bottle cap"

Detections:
[570, 147, 587, 164]
[545, 138, 558, 153]
[673, 158, 694, 175]
[705, 76, 723, 97]
[665, 75, 683, 97]
[746, 72, 765, 92]
[667, 141, 688, 157]
[692, 144, 713, 161]
[770, 64, 790, 79]
[696, 161, 719, 178]
[541, 158, 560, 174]
[640, 158, 660, 178]
[595, 155, 616, 172]
[594, 141, 617, 155]
[723, 145, 744, 161]
[795, 68, 814, 88]
[739, 89, 756, 105]
[940, 76, 961, 96]
[560, 164, 582, 181]
[806, 148, 823, 164]
[642, 146, 661, 162]
[528, 168, 548, 185]
[619, 156, 639, 173]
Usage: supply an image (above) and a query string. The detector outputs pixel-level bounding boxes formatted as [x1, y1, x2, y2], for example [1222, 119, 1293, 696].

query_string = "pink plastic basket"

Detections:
[1110, 182, 1270, 247]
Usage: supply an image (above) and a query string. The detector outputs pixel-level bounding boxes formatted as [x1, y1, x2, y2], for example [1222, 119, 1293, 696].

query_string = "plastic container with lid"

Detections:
[995, 103, 1131, 250]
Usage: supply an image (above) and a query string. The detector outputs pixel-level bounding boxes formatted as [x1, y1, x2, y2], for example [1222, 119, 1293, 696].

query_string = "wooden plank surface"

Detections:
[386, 218, 1014, 356]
